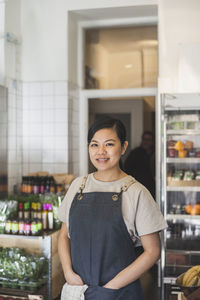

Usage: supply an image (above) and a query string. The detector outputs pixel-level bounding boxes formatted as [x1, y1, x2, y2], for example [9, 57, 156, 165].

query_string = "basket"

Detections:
[176, 273, 200, 297]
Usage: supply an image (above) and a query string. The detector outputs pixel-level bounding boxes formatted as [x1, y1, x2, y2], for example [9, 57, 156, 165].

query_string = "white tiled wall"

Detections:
[22, 81, 69, 176]
[7, 79, 80, 193]
[68, 81, 80, 176]
[7, 78, 23, 193]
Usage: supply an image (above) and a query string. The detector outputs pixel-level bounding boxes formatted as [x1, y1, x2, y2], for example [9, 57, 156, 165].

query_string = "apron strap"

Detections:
[112, 178, 136, 201]
[120, 178, 136, 192]
[77, 175, 88, 200]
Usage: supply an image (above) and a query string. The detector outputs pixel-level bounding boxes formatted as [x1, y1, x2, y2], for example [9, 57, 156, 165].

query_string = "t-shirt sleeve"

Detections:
[58, 176, 83, 227]
[135, 186, 167, 236]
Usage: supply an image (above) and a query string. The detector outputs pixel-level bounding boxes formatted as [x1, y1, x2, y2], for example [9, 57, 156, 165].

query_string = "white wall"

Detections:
[20, 0, 157, 81]
[4, 0, 200, 185]
[21, 0, 67, 81]
[19, 0, 200, 88]
[158, 0, 200, 92]
[5, 0, 21, 80]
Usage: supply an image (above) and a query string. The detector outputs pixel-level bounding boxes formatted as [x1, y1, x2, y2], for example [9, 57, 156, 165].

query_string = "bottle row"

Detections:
[4, 217, 51, 236]
[166, 222, 200, 240]
[21, 176, 63, 194]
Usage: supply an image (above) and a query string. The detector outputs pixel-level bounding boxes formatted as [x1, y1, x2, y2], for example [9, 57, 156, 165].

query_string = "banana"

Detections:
[185, 276, 198, 287]
[197, 276, 200, 286]
[182, 265, 200, 287]
[183, 271, 196, 286]
[176, 273, 184, 286]
[182, 270, 195, 286]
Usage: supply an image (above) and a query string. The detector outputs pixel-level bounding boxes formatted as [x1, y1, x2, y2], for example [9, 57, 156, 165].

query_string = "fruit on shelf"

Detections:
[176, 265, 200, 287]
[185, 204, 200, 215]
[178, 150, 187, 158]
[190, 204, 200, 215]
[185, 204, 193, 214]
[174, 141, 185, 151]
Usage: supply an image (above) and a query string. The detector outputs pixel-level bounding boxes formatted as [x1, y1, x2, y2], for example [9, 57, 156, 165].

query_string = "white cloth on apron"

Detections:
[61, 282, 88, 300]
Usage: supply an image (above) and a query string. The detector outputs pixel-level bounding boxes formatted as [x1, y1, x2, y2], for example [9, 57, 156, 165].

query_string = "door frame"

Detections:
[77, 15, 159, 176]
[79, 87, 157, 176]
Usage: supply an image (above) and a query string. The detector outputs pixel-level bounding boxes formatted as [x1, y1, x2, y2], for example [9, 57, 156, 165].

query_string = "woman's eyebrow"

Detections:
[91, 139, 116, 143]
[105, 139, 116, 142]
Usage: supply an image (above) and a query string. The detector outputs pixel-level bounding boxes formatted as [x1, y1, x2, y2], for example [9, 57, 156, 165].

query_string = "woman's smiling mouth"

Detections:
[96, 158, 109, 162]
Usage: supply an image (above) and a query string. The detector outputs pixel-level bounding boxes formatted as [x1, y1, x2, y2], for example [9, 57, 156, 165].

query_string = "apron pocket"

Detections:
[85, 285, 119, 300]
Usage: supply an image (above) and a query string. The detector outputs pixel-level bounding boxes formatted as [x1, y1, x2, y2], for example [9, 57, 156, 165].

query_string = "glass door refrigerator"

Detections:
[160, 94, 200, 300]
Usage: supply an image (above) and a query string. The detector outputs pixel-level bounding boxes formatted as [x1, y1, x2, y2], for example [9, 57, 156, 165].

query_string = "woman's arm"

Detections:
[58, 222, 84, 285]
[104, 232, 161, 289]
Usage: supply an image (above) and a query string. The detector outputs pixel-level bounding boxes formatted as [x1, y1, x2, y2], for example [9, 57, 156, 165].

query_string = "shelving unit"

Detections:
[167, 158, 200, 163]
[160, 94, 200, 300]
[0, 230, 65, 300]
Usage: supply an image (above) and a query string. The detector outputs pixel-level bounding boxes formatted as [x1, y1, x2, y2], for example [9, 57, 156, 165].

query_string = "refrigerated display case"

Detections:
[160, 94, 200, 300]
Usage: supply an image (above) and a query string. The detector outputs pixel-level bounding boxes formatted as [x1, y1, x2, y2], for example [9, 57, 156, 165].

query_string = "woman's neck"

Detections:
[94, 169, 127, 182]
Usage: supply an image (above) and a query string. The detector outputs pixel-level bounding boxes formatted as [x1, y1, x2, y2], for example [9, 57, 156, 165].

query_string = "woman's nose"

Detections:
[98, 145, 106, 154]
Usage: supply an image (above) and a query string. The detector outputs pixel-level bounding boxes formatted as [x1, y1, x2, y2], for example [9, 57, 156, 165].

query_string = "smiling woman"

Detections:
[58, 116, 167, 300]
[88, 121, 128, 180]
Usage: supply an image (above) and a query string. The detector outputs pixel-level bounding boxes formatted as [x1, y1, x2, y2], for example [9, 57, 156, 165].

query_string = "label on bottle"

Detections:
[31, 222, 38, 235]
[42, 212, 47, 230]
[37, 220, 42, 232]
[18, 210, 23, 219]
[19, 221, 25, 234]
[24, 201, 30, 210]
[5, 221, 12, 233]
[48, 212, 54, 230]
[12, 222, 19, 234]
[24, 223, 31, 235]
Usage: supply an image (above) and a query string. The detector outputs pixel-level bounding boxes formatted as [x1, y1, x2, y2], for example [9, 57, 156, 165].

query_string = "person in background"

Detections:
[58, 117, 167, 300]
[124, 131, 155, 198]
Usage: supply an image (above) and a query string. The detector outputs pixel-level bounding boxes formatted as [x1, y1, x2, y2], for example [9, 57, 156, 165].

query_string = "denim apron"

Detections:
[69, 176, 145, 300]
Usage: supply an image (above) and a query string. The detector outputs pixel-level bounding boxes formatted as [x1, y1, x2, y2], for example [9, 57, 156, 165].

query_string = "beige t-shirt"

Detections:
[58, 173, 167, 246]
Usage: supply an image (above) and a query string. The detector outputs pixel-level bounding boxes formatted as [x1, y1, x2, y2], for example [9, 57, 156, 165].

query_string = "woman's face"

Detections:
[89, 128, 128, 172]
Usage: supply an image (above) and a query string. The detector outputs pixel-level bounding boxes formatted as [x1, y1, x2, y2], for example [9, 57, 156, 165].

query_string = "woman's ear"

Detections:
[121, 141, 128, 155]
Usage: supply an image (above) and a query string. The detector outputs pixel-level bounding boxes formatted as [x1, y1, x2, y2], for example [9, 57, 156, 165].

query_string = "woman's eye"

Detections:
[90, 143, 98, 147]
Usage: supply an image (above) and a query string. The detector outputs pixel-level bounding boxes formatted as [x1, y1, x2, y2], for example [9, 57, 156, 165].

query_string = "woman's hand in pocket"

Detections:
[65, 269, 84, 285]
[103, 282, 119, 290]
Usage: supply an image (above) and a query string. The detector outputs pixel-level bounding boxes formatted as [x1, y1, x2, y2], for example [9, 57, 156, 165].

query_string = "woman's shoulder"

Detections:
[124, 176, 155, 201]
[68, 175, 88, 190]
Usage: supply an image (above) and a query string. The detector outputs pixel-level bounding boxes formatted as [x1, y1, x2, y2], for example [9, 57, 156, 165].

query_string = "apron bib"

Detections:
[69, 178, 145, 300]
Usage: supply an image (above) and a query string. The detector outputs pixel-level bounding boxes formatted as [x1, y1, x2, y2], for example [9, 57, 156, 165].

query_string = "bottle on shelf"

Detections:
[45, 177, 50, 193]
[37, 201, 42, 220]
[40, 177, 45, 194]
[5, 219, 12, 234]
[50, 176, 56, 194]
[33, 177, 40, 194]
[11, 220, 19, 235]
[24, 200, 30, 219]
[18, 201, 24, 219]
[27, 176, 33, 194]
[24, 219, 31, 236]
[18, 219, 25, 235]
[47, 203, 54, 230]
[31, 219, 38, 236]
[42, 203, 48, 230]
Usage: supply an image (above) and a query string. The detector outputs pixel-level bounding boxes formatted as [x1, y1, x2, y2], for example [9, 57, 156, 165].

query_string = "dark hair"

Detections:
[88, 116, 127, 146]
[142, 131, 154, 140]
